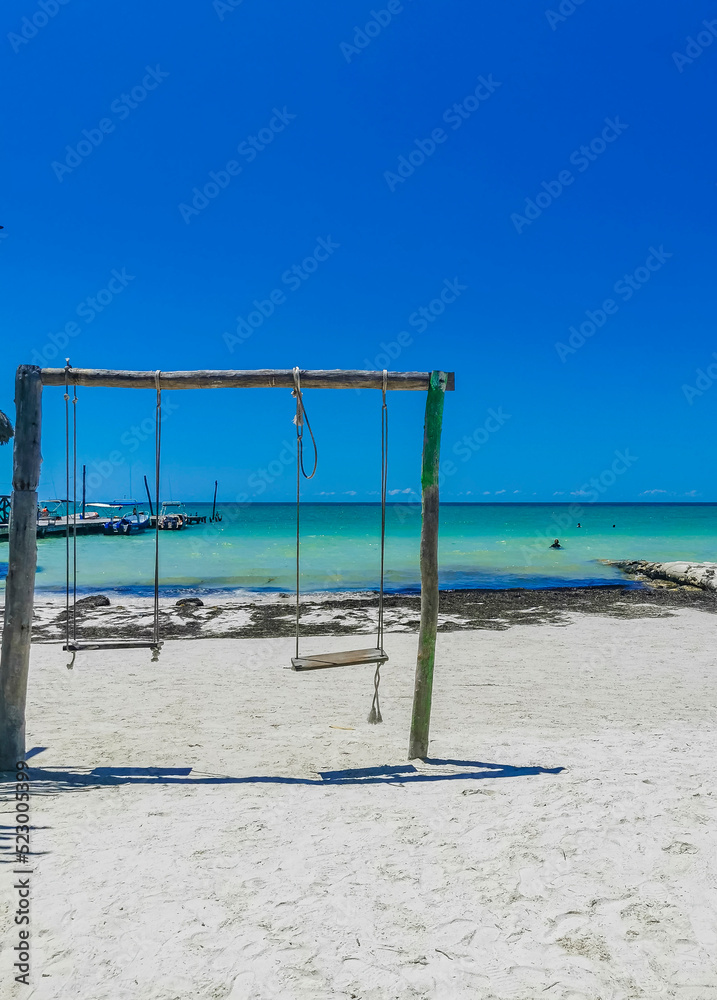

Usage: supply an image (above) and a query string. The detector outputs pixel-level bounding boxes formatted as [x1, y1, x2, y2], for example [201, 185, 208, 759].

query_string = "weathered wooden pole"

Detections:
[0, 366, 42, 770]
[144, 474, 154, 516]
[408, 370, 447, 760]
[211, 479, 218, 521]
[39, 368, 455, 391]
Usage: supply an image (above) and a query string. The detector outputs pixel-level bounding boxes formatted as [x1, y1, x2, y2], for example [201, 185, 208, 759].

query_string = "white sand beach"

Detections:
[4, 608, 717, 998]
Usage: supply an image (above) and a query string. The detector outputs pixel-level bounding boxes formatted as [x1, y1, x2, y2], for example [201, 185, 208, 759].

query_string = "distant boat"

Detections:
[39, 500, 66, 522]
[39, 499, 99, 521]
[157, 501, 186, 530]
[118, 511, 151, 533]
[95, 502, 151, 535]
[85, 501, 128, 521]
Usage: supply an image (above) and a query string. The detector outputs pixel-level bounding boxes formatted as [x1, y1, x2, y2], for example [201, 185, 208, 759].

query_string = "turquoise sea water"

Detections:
[2, 503, 716, 596]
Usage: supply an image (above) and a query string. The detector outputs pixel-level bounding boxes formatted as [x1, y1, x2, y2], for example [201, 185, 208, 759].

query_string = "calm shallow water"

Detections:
[2, 503, 716, 596]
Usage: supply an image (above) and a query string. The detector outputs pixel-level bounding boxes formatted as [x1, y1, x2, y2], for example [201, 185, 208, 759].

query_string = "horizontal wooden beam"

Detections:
[38, 368, 455, 392]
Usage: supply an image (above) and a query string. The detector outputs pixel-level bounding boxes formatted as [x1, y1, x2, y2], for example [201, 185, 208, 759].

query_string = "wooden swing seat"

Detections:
[62, 640, 163, 652]
[291, 647, 388, 671]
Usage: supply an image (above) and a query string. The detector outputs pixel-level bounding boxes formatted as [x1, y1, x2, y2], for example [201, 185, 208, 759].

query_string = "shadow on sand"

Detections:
[4, 752, 564, 792]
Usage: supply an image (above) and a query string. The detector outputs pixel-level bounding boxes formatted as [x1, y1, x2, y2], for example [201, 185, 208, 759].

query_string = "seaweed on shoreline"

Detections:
[13, 583, 717, 643]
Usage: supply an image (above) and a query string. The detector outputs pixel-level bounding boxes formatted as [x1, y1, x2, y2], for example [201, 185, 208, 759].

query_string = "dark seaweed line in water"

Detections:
[14, 585, 717, 644]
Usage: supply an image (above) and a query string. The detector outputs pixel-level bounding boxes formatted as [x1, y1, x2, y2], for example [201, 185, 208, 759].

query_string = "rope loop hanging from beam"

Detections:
[291, 368, 318, 480]
[61, 366, 163, 665]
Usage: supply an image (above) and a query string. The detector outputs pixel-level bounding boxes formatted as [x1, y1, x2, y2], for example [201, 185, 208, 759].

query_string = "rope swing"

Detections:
[62, 361, 163, 665]
[291, 367, 390, 724]
[292, 366, 318, 662]
[64, 361, 77, 668]
[152, 371, 162, 661]
[368, 370, 389, 724]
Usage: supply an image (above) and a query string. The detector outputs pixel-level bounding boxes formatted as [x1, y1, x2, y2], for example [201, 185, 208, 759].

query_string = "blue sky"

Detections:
[1, 0, 715, 503]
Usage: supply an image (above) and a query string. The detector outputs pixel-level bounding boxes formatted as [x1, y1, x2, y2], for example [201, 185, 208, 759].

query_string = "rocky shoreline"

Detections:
[9, 579, 717, 644]
[603, 559, 717, 591]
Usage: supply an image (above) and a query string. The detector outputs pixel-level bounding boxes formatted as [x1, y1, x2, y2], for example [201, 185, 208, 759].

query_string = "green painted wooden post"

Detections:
[408, 370, 447, 760]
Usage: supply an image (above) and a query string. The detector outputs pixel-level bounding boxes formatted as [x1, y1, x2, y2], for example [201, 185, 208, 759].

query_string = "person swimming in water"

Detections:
[576, 522, 581, 528]
[550, 538, 562, 549]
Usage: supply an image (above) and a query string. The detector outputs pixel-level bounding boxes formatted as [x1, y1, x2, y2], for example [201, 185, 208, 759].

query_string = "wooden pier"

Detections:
[0, 515, 111, 542]
[0, 513, 209, 541]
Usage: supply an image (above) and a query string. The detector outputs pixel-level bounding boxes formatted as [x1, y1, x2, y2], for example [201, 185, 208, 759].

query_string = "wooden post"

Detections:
[408, 370, 447, 760]
[144, 474, 154, 517]
[0, 366, 42, 770]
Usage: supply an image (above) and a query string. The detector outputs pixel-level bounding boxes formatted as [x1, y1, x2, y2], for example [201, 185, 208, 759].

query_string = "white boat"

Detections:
[157, 501, 187, 530]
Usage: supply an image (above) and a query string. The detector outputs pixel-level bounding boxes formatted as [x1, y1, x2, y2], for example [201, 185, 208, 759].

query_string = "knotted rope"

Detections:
[152, 371, 162, 662]
[64, 360, 77, 670]
[293, 368, 318, 660]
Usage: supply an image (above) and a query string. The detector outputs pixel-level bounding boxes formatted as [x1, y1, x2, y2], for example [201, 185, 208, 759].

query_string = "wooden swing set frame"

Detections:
[0, 365, 455, 769]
